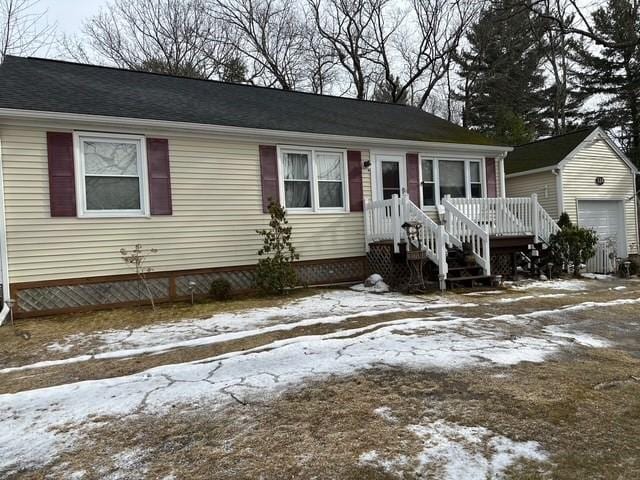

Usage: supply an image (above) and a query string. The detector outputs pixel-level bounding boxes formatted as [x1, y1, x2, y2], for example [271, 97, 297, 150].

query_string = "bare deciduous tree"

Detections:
[214, 0, 309, 89]
[1, 0, 53, 61]
[307, 0, 378, 99]
[68, 0, 236, 78]
[368, 0, 479, 107]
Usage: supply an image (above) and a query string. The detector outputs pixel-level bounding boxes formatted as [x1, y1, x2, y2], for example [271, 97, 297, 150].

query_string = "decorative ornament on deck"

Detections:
[402, 221, 428, 292]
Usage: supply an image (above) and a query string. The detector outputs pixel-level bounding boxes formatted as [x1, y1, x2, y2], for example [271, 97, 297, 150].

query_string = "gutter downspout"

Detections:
[552, 167, 564, 217]
[0, 138, 11, 325]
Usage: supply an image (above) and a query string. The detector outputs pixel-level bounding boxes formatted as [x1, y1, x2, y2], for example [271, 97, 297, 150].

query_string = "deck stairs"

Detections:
[364, 193, 559, 290]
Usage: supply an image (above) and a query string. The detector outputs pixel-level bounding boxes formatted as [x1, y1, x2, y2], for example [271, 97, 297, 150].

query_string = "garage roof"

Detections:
[505, 127, 595, 175]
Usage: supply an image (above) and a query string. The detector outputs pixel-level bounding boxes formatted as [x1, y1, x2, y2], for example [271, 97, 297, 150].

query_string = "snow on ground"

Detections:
[0, 306, 610, 475]
[5, 292, 475, 374]
[43, 291, 450, 355]
[361, 416, 547, 479]
[511, 279, 590, 291]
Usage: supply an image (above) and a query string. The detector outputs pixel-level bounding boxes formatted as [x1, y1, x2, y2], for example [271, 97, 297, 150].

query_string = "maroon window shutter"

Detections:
[146, 138, 173, 215]
[47, 132, 76, 217]
[259, 145, 279, 213]
[347, 150, 363, 212]
[406, 153, 420, 204]
[485, 157, 498, 197]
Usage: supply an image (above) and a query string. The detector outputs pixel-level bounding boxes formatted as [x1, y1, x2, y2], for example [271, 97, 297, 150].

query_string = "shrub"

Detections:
[120, 244, 158, 309]
[255, 201, 299, 295]
[548, 219, 598, 277]
[557, 212, 573, 229]
[209, 278, 232, 300]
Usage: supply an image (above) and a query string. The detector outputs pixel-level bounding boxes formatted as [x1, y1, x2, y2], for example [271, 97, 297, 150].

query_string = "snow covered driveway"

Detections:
[1, 278, 639, 478]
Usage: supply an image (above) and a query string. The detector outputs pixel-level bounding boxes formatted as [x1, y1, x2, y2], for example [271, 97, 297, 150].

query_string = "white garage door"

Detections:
[577, 200, 627, 257]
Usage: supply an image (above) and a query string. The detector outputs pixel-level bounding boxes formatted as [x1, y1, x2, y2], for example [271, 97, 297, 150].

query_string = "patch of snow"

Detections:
[0, 308, 606, 475]
[363, 418, 547, 479]
[105, 448, 148, 480]
[38, 290, 438, 362]
[69, 471, 86, 479]
[359, 450, 409, 475]
[494, 293, 569, 304]
[463, 290, 503, 296]
[511, 279, 589, 291]
[374, 406, 397, 423]
[350, 281, 390, 293]
[612, 286, 627, 291]
[7, 292, 470, 374]
[582, 273, 616, 280]
[543, 325, 611, 348]
[365, 274, 384, 287]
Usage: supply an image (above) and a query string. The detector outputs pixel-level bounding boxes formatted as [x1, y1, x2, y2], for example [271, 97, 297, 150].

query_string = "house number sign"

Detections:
[595, 176, 605, 185]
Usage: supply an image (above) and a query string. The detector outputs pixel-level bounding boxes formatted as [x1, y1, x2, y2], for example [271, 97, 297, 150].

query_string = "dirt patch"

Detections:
[15, 346, 640, 480]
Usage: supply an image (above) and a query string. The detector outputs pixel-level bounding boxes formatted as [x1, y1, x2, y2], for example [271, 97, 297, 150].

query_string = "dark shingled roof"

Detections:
[0, 56, 500, 146]
[505, 127, 596, 174]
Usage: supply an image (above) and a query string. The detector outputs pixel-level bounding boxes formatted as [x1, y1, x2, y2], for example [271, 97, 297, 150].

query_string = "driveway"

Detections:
[1, 276, 639, 479]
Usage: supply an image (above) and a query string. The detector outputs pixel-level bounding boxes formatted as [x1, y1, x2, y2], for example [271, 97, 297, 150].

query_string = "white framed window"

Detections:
[419, 156, 484, 208]
[279, 146, 349, 213]
[74, 132, 149, 217]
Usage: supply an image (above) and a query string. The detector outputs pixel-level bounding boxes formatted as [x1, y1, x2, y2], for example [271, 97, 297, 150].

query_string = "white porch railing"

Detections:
[447, 194, 559, 244]
[441, 197, 491, 276]
[364, 194, 448, 283]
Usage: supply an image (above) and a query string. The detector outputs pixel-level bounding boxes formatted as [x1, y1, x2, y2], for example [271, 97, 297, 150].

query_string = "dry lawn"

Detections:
[13, 346, 640, 480]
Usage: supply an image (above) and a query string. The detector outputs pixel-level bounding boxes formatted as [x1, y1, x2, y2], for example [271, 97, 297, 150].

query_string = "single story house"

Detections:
[505, 127, 639, 269]
[0, 56, 558, 318]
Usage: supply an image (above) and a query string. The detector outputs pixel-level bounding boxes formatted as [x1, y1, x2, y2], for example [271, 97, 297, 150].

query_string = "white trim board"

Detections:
[0, 108, 512, 156]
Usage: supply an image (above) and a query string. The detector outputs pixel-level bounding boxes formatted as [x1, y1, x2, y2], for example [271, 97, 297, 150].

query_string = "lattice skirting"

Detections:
[491, 253, 514, 277]
[12, 257, 367, 317]
[367, 242, 411, 288]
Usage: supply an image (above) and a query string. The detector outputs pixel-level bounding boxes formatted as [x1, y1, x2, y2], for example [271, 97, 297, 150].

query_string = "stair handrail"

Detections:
[400, 194, 449, 283]
[442, 195, 491, 276]
[536, 203, 561, 244]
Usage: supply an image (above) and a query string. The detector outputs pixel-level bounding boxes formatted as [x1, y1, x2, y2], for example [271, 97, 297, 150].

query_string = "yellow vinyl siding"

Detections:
[506, 170, 558, 219]
[1, 124, 369, 283]
[561, 138, 639, 255]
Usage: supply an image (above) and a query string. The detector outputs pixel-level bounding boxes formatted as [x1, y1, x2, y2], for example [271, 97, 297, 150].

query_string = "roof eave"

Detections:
[0, 108, 512, 154]
[505, 165, 558, 178]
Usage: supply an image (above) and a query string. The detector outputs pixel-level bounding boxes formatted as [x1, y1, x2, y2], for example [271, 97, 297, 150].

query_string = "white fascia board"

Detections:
[505, 165, 556, 178]
[0, 108, 513, 155]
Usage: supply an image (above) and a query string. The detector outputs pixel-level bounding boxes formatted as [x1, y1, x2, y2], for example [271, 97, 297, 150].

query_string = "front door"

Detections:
[375, 153, 406, 201]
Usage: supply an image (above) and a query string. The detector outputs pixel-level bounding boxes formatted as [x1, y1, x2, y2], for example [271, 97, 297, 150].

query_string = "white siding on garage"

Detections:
[0, 122, 371, 284]
[506, 170, 559, 219]
[562, 137, 638, 256]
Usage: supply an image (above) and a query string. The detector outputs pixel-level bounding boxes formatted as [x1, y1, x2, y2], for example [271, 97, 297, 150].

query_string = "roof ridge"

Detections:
[10, 55, 421, 111]
[514, 126, 597, 148]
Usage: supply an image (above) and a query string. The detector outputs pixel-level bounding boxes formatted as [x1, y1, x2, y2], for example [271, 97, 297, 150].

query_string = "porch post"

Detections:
[392, 194, 401, 253]
[364, 198, 371, 252]
[531, 193, 540, 242]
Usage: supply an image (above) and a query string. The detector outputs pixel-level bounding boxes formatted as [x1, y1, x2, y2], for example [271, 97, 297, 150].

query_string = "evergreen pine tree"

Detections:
[456, 0, 546, 145]
[573, 0, 640, 166]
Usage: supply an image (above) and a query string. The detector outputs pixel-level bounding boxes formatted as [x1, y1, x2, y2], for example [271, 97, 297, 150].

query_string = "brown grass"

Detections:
[13, 346, 640, 480]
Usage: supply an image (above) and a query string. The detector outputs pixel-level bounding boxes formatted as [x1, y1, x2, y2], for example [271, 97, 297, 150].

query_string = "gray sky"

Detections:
[41, 0, 108, 35]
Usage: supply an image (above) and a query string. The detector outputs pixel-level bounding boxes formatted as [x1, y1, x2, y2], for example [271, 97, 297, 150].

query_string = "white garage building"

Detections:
[505, 127, 639, 270]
